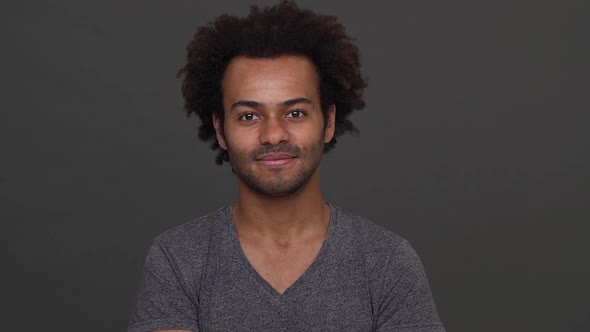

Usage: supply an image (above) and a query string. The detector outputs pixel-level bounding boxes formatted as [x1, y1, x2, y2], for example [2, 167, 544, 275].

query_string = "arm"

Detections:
[128, 240, 200, 332]
[373, 240, 445, 332]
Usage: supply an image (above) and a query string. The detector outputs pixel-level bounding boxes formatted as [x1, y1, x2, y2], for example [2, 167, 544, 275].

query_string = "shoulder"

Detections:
[332, 205, 407, 252]
[333, 206, 443, 329]
[331, 205, 423, 274]
[150, 206, 231, 265]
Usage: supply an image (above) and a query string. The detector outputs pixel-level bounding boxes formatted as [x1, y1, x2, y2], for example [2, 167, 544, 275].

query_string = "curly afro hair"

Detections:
[177, 1, 367, 165]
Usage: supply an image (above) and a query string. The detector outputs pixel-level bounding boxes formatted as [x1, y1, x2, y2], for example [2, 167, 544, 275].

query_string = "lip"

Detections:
[256, 153, 296, 161]
[255, 153, 296, 167]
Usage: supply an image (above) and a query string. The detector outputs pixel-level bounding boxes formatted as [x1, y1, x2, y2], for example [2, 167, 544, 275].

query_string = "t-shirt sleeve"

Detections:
[128, 240, 200, 332]
[374, 240, 445, 332]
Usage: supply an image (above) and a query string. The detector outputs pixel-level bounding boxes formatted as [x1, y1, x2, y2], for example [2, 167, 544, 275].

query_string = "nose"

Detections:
[259, 117, 289, 146]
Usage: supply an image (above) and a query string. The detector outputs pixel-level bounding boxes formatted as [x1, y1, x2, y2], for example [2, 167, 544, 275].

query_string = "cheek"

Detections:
[224, 127, 256, 152]
[297, 124, 325, 144]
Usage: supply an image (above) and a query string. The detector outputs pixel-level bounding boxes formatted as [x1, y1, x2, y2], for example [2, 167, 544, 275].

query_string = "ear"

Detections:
[324, 104, 336, 143]
[212, 113, 228, 150]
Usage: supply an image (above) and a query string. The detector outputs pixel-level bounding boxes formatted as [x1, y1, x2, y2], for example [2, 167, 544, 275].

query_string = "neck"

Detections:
[232, 170, 330, 241]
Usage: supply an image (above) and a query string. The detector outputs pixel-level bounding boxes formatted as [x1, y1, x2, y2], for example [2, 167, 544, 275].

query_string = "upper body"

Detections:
[128, 205, 444, 332]
[129, 2, 444, 331]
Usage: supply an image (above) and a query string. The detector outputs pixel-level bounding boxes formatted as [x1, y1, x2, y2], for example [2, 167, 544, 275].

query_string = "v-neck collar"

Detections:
[225, 203, 337, 298]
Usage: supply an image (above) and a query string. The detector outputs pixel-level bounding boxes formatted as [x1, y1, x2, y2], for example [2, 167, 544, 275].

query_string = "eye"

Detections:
[286, 109, 306, 118]
[239, 113, 260, 121]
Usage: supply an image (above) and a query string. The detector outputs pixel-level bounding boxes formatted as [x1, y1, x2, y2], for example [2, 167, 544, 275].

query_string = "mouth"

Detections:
[255, 153, 297, 167]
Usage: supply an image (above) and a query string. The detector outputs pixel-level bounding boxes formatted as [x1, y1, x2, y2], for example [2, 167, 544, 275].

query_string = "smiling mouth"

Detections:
[255, 153, 297, 167]
[256, 153, 296, 161]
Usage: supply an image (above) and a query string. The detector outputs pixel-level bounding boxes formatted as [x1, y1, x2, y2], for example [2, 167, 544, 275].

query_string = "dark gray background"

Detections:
[2, 0, 589, 331]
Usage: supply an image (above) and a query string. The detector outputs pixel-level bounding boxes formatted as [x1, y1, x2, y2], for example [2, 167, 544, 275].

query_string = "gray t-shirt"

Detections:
[129, 205, 445, 331]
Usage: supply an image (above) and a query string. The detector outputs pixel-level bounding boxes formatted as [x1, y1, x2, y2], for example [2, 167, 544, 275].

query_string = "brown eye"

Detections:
[286, 109, 305, 118]
[239, 113, 260, 121]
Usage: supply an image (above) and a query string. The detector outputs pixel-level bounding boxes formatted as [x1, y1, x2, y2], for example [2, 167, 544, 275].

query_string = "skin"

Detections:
[217, 55, 335, 292]
[154, 55, 335, 332]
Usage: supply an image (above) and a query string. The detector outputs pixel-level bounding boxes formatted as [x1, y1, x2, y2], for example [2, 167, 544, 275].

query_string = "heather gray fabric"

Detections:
[129, 205, 445, 331]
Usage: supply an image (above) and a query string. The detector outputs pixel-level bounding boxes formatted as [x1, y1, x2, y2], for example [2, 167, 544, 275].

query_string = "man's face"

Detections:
[214, 55, 335, 197]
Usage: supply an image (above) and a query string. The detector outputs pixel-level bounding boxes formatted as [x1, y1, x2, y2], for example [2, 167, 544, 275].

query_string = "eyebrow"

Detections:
[230, 97, 312, 111]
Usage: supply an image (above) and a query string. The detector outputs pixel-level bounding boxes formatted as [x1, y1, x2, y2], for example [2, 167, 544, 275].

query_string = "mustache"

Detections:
[250, 145, 304, 160]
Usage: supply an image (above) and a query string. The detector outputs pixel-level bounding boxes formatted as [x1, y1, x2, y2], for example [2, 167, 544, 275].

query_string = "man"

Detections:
[129, 1, 445, 331]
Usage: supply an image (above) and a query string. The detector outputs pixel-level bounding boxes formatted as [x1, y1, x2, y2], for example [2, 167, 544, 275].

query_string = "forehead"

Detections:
[221, 55, 320, 104]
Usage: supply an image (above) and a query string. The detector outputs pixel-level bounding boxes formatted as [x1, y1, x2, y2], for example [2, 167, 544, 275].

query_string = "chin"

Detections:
[248, 181, 305, 197]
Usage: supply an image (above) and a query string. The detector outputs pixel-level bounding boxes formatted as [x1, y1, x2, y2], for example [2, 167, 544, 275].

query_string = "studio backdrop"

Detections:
[2, 0, 589, 331]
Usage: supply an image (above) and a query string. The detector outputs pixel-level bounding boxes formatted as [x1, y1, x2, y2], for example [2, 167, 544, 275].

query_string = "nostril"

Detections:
[259, 121, 290, 145]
